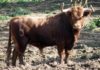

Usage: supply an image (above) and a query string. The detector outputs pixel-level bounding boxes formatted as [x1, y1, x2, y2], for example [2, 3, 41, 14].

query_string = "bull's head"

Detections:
[62, 6, 94, 30]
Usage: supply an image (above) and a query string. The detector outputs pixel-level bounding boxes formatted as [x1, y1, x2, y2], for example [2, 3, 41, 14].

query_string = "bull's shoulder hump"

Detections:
[26, 16, 47, 26]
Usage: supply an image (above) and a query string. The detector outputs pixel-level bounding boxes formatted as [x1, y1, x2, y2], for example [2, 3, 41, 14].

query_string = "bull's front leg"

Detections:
[39, 48, 46, 64]
[74, 31, 80, 47]
[64, 40, 74, 64]
[74, 35, 78, 47]
[57, 43, 65, 64]
[65, 49, 70, 63]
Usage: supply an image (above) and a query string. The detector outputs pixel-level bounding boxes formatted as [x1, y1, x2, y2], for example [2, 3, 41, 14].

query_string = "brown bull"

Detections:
[6, 6, 93, 66]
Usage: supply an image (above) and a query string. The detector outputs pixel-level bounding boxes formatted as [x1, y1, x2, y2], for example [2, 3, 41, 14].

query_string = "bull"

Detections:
[6, 6, 93, 66]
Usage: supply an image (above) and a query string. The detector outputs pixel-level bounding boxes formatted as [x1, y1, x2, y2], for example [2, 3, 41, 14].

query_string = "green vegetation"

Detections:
[8, 7, 32, 17]
[84, 18, 100, 31]
[0, 0, 45, 20]
[0, 0, 45, 3]
[0, 15, 10, 20]
[0, 0, 62, 20]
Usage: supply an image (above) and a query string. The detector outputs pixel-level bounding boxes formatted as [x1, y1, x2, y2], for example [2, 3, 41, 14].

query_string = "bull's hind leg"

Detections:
[18, 37, 28, 65]
[11, 37, 20, 66]
[6, 40, 12, 66]
[18, 53, 25, 65]
[18, 46, 26, 65]
[6, 26, 12, 66]
[11, 34, 28, 66]
[12, 40, 27, 66]
[12, 48, 18, 66]
[10, 34, 19, 66]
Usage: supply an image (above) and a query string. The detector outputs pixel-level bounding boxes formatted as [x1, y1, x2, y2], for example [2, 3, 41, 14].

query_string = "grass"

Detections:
[0, 15, 10, 20]
[0, 7, 32, 20]
[0, 0, 45, 3]
[84, 18, 100, 31]
[8, 7, 32, 16]
[0, 0, 65, 20]
[0, 0, 42, 20]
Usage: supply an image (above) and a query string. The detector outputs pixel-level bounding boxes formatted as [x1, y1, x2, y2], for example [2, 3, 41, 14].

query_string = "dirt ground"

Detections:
[0, 17, 100, 70]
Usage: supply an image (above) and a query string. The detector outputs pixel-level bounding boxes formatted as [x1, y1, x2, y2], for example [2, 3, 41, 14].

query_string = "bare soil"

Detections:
[0, 16, 100, 70]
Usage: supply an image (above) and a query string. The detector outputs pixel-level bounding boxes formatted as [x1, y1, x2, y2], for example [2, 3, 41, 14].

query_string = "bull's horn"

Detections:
[60, 2, 64, 12]
[90, 5, 95, 12]
[62, 8, 71, 12]
[74, 0, 77, 6]
[84, 0, 88, 7]
[71, 0, 73, 3]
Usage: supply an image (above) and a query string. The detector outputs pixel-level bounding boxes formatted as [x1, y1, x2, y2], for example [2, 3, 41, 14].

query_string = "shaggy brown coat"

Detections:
[6, 6, 92, 66]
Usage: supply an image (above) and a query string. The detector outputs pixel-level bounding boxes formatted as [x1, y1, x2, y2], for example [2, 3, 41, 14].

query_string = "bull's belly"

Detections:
[30, 41, 55, 47]
[28, 36, 56, 47]
[29, 40, 56, 48]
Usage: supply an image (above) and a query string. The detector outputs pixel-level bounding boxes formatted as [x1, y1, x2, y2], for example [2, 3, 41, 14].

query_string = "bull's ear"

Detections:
[83, 10, 92, 17]
[62, 8, 71, 16]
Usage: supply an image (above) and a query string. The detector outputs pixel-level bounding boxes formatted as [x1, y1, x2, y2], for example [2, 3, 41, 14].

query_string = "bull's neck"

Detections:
[60, 12, 75, 37]
[61, 12, 74, 31]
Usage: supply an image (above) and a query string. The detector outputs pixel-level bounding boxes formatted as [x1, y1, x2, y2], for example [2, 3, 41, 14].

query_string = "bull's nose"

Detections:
[73, 24, 81, 29]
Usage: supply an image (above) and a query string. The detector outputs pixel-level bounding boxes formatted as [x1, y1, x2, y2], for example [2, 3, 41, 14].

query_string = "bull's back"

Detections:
[9, 16, 56, 47]
[9, 15, 73, 48]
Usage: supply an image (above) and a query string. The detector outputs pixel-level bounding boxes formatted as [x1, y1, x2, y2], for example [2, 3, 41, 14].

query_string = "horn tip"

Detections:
[90, 5, 95, 12]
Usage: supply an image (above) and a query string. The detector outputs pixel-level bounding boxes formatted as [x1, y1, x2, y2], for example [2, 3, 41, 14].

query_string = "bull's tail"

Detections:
[6, 22, 12, 66]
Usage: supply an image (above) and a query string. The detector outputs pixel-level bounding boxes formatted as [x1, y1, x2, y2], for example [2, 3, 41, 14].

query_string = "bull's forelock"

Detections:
[62, 6, 84, 18]
[62, 5, 83, 12]
[62, 5, 94, 12]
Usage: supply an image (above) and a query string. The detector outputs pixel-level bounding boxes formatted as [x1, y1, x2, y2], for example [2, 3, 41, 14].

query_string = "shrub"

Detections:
[8, 7, 31, 17]
[0, 15, 10, 20]
[84, 18, 100, 31]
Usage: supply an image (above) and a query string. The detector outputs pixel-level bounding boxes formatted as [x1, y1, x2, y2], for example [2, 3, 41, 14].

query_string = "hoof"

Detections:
[5, 60, 10, 66]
